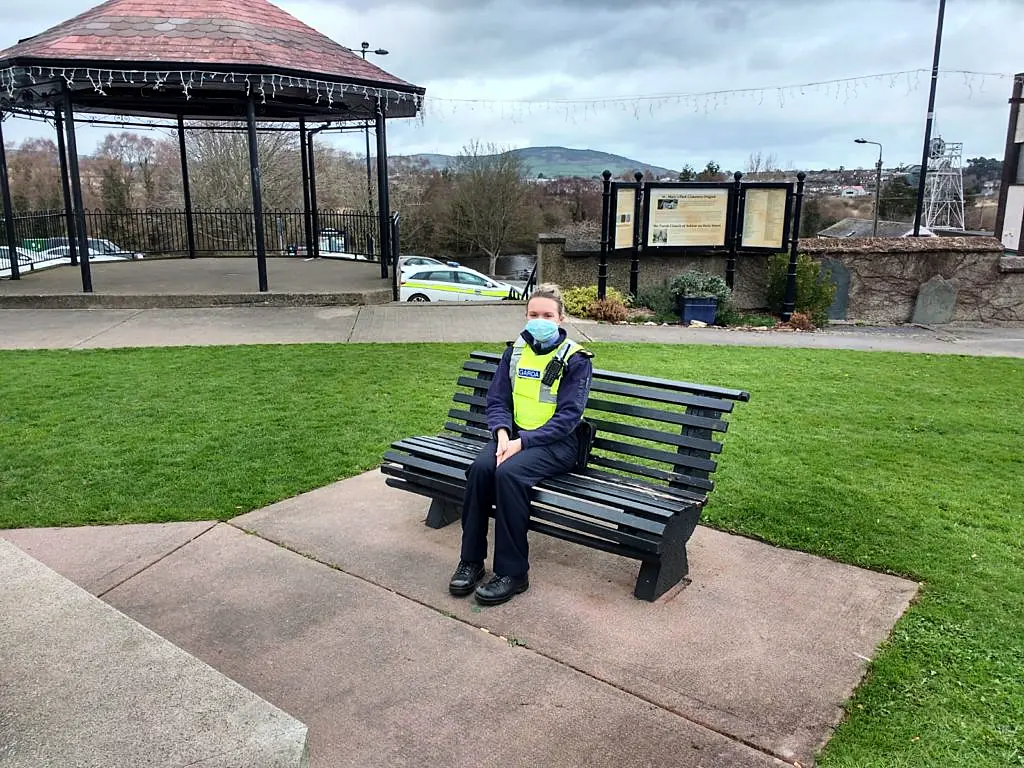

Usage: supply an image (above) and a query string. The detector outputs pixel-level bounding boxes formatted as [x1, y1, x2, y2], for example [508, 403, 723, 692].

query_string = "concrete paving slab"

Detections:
[234, 471, 919, 766]
[0, 538, 308, 768]
[100, 523, 782, 768]
[0, 308, 141, 349]
[1, 520, 217, 596]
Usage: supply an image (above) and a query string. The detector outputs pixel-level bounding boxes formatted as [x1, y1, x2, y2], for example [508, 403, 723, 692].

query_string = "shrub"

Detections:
[634, 283, 677, 323]
[766, 253, 837, 329]
[588, 297, 628, 322]
[668, 270, 731, 302]
[562, 285, 628, 317]
[668, 270, 734, 326]
[786, 312, 815, 331]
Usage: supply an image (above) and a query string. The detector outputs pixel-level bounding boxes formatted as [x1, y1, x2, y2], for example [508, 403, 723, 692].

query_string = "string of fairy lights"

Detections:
[417, 69, 1022, 125]
[1, 67, 1018, 133]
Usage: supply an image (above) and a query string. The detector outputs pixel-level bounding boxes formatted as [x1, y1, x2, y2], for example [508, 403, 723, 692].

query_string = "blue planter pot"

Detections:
[679, 297, 718, 326]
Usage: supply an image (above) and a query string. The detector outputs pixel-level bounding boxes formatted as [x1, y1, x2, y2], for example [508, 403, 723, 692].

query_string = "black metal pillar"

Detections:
[912, 0, 946, 236]
[781, 172, 807, 322]
[0, 114, 21, 280]
[598, 170, 612, 299]
[245, 95, 269, 292]
[177, 116, 197, 258]
[299, 118, 315, 259]
[365, 120, 374, 214]
[391, 213, 400, 301]
[54, 108, 78, 267]
[629, 170, 643, 298]
[63, 88, 93, 292]
[726, 171, 743, 289]
[307, 133, 320, 259]
[374, 98, 391, 280]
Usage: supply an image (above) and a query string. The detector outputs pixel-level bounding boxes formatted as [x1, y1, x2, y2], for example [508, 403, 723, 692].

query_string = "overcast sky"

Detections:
[1, 0, 1020, 171]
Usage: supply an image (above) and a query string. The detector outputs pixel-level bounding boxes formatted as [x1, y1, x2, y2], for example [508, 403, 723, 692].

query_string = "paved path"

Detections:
[3, 472, 918, 768]
[2, 303, 1023, 356]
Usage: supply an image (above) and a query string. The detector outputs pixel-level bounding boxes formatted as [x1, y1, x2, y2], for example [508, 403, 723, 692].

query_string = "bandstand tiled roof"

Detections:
[0, 0, 424, 121]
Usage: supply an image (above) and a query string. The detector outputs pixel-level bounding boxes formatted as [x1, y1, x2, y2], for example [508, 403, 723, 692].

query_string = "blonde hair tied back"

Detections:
[528, 283, 564, 316]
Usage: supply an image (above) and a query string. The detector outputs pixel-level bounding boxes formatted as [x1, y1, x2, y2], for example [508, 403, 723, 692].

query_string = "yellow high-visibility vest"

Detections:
[509, 337, 588, 430]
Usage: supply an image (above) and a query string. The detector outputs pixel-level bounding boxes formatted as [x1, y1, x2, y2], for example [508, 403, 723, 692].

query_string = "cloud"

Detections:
[0, 0, 1019, 171]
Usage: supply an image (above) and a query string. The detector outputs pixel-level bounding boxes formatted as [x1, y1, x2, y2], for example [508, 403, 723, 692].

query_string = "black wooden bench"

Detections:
[380, 351, 750, 601]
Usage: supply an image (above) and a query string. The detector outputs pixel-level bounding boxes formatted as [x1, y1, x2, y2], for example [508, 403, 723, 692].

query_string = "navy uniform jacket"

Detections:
[484, 328, 593, 449]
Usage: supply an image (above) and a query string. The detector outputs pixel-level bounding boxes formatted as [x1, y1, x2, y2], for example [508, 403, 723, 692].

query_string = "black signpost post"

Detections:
[630, 171, 644, 298]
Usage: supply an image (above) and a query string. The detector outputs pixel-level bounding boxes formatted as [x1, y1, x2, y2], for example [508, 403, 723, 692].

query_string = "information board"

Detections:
[645, 187, 730, 248]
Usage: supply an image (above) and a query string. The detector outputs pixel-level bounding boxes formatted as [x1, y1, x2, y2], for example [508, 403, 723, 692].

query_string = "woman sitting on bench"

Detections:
[449, 283, 594, 605]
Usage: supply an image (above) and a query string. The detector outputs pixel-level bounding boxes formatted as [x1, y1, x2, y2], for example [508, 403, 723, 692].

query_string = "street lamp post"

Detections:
[358, 42, 389, 217]
[855, 139, 883, 236]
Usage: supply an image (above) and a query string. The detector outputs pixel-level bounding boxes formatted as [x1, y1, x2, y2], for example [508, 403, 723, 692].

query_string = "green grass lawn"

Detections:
[1, 343, 1022, 767]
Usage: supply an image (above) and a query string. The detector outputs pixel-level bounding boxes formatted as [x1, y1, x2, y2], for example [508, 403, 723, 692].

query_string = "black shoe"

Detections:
[474, 574, 529, 606]
[448, 560, 485, 596]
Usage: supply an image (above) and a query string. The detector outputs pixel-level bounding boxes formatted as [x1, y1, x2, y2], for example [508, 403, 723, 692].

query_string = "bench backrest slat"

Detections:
[445, 350, 748, 504]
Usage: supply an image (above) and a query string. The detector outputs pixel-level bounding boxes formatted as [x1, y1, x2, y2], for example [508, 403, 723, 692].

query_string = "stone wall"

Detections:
[536, 234, 1024, 324]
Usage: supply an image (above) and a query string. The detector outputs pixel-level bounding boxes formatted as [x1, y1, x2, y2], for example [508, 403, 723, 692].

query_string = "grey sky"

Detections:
[1, 0, 1019, 171]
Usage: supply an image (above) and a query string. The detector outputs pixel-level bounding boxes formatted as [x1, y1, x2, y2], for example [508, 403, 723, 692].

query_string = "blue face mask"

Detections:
[524, 318, 560, 344]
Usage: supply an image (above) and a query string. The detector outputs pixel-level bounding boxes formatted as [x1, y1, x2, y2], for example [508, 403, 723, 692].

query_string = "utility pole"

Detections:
[358, 42, 389, 215]
[912, 0, 946, 236]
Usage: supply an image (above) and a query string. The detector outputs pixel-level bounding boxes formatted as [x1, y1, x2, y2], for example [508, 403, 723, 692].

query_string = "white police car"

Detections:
[400, 264, 515, 302]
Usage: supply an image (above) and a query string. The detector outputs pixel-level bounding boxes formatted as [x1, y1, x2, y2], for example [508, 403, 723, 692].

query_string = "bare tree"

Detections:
[745, 151, 782, 180]
[447, 141, 536, 275]
[184, 124, 302, 210]
[6, 138, 63, 211]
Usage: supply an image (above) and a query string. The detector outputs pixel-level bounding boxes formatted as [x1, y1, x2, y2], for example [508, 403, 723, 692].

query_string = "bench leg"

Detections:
[425, 499, 461, 529]
[633, 512, 697, 601]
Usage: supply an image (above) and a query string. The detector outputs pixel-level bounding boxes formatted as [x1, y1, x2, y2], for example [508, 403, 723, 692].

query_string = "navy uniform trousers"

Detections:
[460, 433, 578, 578]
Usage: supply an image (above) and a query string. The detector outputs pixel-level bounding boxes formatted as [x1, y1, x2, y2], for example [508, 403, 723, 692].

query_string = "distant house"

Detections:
[839, 186, 869, 198]
[818, 217, 936, 238]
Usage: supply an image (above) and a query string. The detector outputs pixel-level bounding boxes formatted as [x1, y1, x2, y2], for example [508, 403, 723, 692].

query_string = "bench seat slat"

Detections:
[584, 417, 722, 454]
[529, 520, 652, 561]
[530, 507, 662, 554]
[580, 466, 707, 503]
[448, 408, 488, 427]
[588, 454, 714, 494]
[444, 422, 492, 440]
[452, 392, 488, 408]
[585, 397, 728, 432]
[542, 475, 688, 517]
[589, 380, 735, 413]
[592, 436, 717, 474]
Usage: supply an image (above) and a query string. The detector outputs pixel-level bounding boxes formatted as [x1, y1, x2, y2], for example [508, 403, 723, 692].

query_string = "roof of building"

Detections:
[0, 0, 423, 121]
[817, 217, 935, 238]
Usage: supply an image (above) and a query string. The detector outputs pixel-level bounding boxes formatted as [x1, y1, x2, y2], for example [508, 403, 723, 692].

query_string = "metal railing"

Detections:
[2, 208, 382, 261]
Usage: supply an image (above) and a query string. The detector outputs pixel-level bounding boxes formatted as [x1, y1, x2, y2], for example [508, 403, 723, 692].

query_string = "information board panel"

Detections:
[609, 183, 639, 251]
[740, 186, 792, 250]
[644, 186, 732, 248]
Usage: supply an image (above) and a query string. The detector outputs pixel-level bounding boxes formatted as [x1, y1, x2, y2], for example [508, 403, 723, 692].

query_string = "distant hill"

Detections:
[399, 146, 676, 180]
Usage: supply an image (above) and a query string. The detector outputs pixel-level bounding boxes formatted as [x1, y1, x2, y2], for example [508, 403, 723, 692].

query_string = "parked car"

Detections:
[42, 245, 137, 262]
[400, 264, 514, 302]
[398, 255, 461, 272]
[0, 246, 37, 278]
[35, 237, 143, 259]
